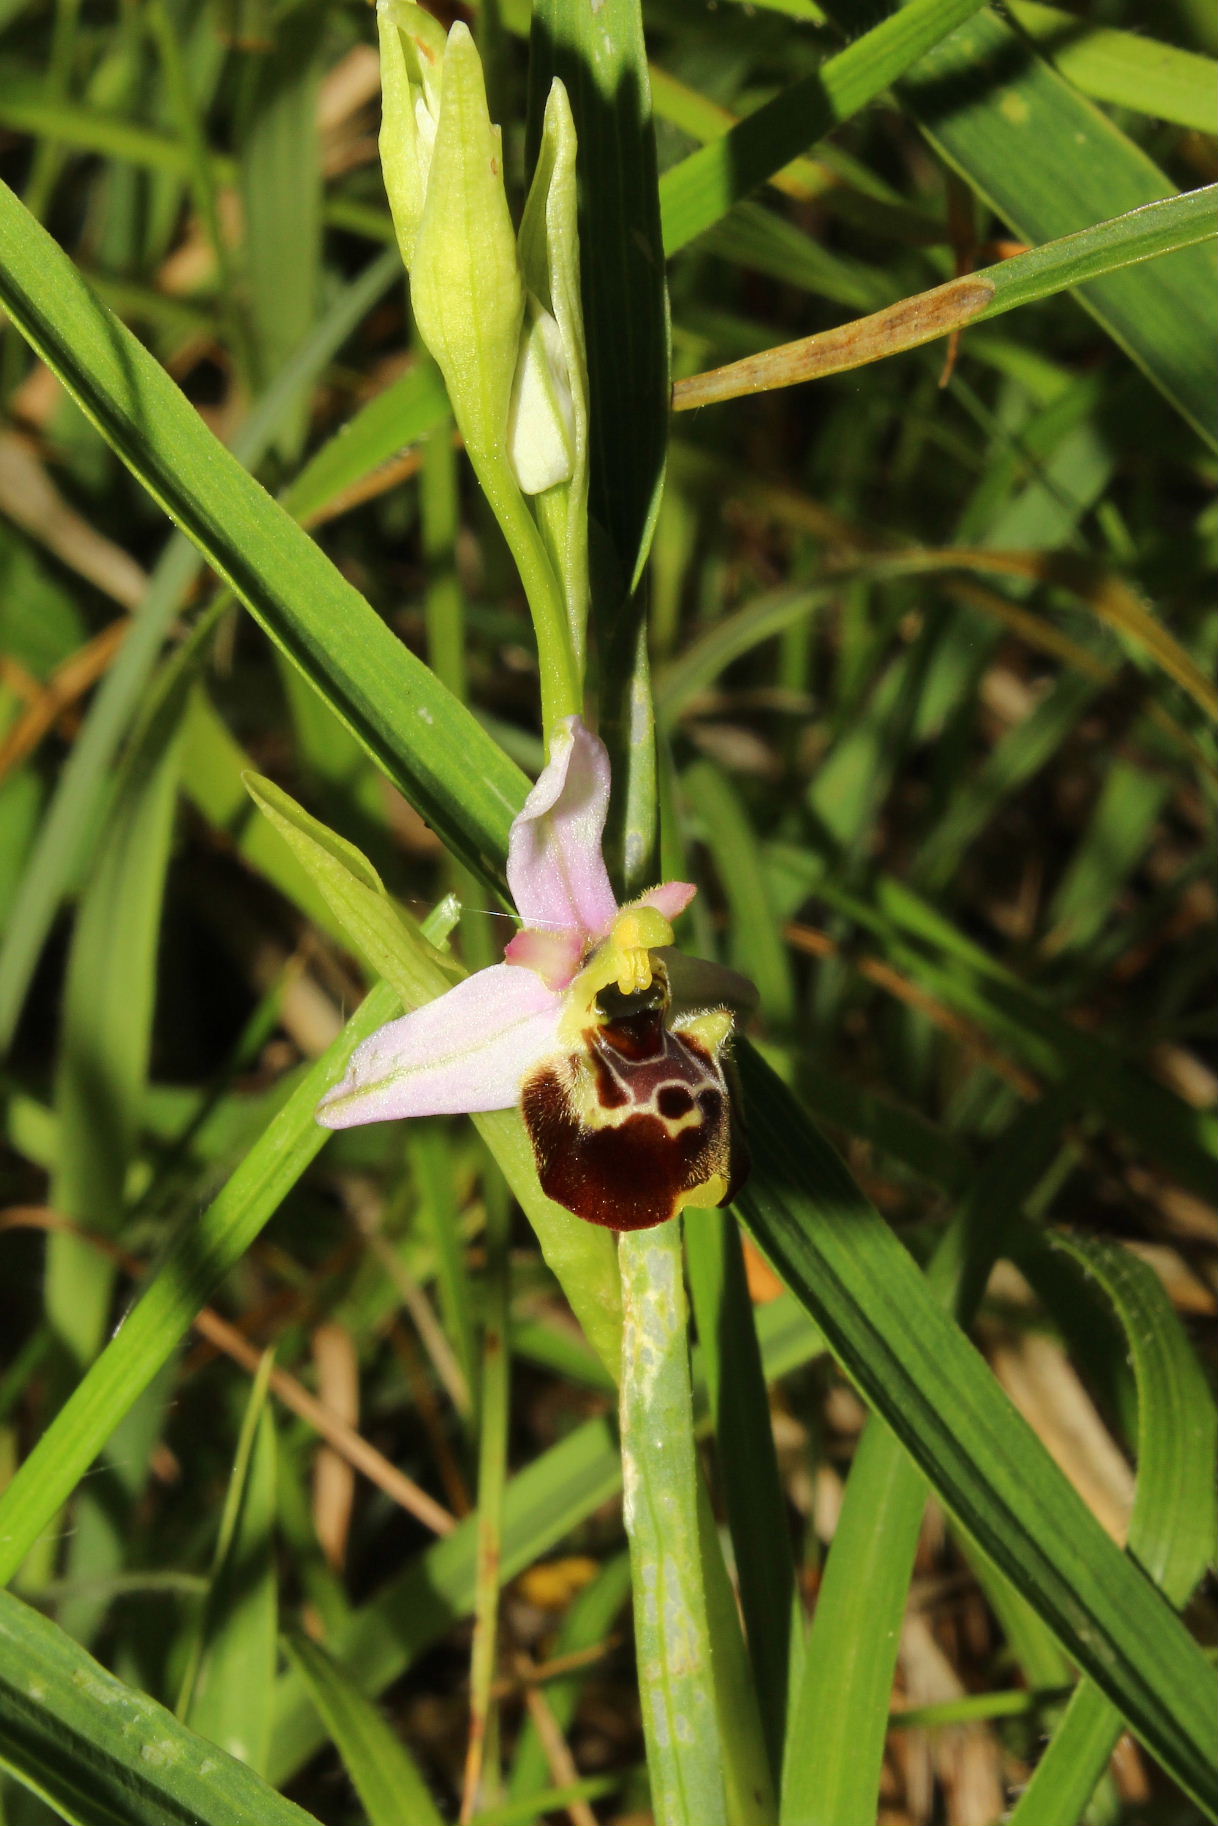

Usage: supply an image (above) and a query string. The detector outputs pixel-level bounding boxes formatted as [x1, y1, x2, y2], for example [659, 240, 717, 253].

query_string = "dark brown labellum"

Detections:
[520, 1002, 748, 1231]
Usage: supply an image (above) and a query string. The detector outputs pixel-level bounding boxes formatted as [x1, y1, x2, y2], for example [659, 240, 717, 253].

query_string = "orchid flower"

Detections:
[318, 718, 749, 1231]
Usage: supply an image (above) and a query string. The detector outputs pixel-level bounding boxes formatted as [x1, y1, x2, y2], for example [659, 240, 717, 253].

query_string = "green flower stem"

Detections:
[475, 449, 582, 732]
[619, 1221, 727, 1826]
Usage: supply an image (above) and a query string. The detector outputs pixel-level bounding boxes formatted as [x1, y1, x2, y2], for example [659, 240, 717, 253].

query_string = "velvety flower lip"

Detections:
[316, 716, 699, 1131]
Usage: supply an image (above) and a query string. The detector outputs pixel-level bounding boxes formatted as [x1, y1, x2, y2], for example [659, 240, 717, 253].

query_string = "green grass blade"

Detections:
[45, 670, 182, 1365]
[682, 760, 796, 1030]
[660, 0, 991, 254]
[734, 1041, 1218, 1813]
[887, 4, 1218, 444]
[779, 1100, 1065, 1823]
[283, 1634, 446, 1826]
[0, 178, 526, 889]
[0, 1588, 322, 1826]
[180, 1357, 279, 1777]
[280, 363, 450, 527]
[0, 980, 402, 1587]
[1003, 1230, 1218, 1822]
[1007, 1, 1218, 132]
[0, 232, 403, 1052]
[237, 6, 323, 440]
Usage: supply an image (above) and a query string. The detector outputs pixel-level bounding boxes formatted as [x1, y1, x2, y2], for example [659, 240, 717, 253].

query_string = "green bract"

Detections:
[375, 0, 446, 267]
[376, 0, 589, 728]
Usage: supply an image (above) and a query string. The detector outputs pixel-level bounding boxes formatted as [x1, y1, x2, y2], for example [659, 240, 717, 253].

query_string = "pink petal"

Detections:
[506, 716, 618, 941]
[636, 881, 697, 922]
[503, 924, 585, 988]
[317, 964, 563, 1127]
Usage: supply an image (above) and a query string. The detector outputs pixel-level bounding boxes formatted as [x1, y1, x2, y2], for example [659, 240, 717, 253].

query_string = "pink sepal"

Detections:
[317, 964, 563, 1127]
[506, 717, 618, 942]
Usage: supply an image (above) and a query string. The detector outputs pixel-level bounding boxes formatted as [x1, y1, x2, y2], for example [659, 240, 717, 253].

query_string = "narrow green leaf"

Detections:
[283, 1634, 445, 1826]
[0, 178, 526, 894]
[280, 362, 450, 527]
[238, 5, 324, 442]
[0, 1588, 322, 1826]
[0, 981, 402, 1587]
[180, 1357, 278, 1777]
[886, 3, 1218, 443]
[46, 667, 182, 1365]
[735, 1041, 1218, 1814]
[1003, 1229, 1218, 1824]
[779, 1099, 1066, 1824]
[659, 0, 992, 254]
[1007, 1, 1218, 133]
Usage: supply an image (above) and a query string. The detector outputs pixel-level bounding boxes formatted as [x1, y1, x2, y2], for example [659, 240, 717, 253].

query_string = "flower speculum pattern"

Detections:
[317, 717, 750, 1231]
[522, 957, 747, 1232]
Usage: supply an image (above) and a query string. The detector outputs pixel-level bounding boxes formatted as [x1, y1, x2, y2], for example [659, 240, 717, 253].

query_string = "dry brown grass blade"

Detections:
[512, 1651, 601, 1826]
[673, 277, 995, 410]
[0, 618, 129, 783]
[0, 431, 148, 608]
[310, 1320, 360, 1571]
[987, 1329, 1135, 1543]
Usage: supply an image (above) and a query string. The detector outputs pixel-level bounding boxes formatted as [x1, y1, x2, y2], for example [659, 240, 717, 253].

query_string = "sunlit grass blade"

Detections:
[1006, 1, 1218, 132]
[886, 4, 1218, 443]
[674, 188, 1218, 409]
[0, 1587, 323, 1826]
[734, 1042, 1218, 1813]
[660, 0, 991, 254]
